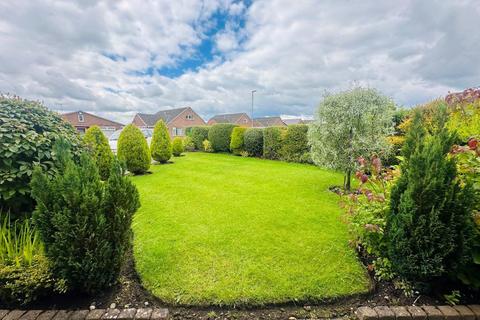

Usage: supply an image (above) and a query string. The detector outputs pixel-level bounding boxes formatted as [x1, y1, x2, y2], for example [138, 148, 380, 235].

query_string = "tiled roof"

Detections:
[253, 116, 285, 127]
[137, 107, 188, 126]
[209, 113, 248, 124]
[282, 118, 303, 125]
[61, 111, 124, 128]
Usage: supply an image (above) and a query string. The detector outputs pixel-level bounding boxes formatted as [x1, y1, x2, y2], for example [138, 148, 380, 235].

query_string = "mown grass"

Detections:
[132, 152, 369, 306]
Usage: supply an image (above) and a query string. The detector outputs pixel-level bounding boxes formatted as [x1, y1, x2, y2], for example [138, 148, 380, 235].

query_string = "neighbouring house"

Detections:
[207, 113, 253, 126]
[282, 118, 313, 125]
[132, 107, 205, 137]
[253, 116, 287, 127]
[61, 111, 124, 137]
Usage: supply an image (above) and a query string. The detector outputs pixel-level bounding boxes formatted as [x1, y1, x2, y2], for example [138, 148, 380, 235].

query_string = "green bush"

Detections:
[244, 128, 264, 157]
[83, 126, 114, 180]
[150, 120, 172, 163]
[230, 127, 247, 155]
[31, 141, 140, 294]
[172, 137, 184, 157]
[0, 96, 82, 217]
[263, 127, 287, 160]
[203, 139, 213, 152]
[117, 124, 150, 174]
[386, 109, 476, 286]
[281, 124, 310, 163]
[190, 126, 210, 150]
[183, 136, 195, 152]
[208, 124, 237, 152]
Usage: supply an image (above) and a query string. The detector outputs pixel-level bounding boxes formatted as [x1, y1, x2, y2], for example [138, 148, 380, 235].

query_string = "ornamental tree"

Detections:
[308, 87, 395, 190]
[83, 126, 114, 180]
[150, 120, 172, 163]
[172, 137, 184, 157]
[117, 124, 150, 174]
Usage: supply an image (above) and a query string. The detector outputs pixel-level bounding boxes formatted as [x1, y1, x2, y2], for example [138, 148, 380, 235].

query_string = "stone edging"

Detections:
[356, 305, 480, 320]
[0, 308, 168, 320]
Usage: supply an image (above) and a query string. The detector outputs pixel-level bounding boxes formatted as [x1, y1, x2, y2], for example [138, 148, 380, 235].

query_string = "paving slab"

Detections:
[117, 308, 136, 320]
[3, 310, 26, 320]
[467, 305, 480, 320]
[52, 310, 71, 320]
[86, 310, 106, 320]
[407, 306, 427, 320]
[421, 306, 443, 320]
[373, 306, 395, 320]
[134, 309, 153, 320]
[21, 310, 44, 320]
[437, 306, 461, 320]
[391, 306, 412, 320]
[151, 308, 169, 320]
[0, 310, 10, 319]
[453, 306, 475, 320]
[102, 309, 120, 319]
[70, 310, 90, 320]
[36, 310, 58, 320]
[356, 307, 378, 320]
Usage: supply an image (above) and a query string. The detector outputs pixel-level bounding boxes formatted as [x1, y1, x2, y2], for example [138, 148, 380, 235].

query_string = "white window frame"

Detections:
[186, 114, 193, 120]
[78, 112, 85, 123]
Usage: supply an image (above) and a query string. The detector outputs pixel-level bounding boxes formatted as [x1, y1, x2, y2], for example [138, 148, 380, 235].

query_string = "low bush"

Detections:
[208, 124, 237, 152]
[263, 127, 286, 160]
[281, 124, 310, 163]
[117, 124, 150, 174]
[172, 137, 184, 157]
[0, 96, 82, 217]
[31, 141, 140, 294]
[83, 126, 114, 180]
[244, 128, 264, 157]
[183, 136, 195, 152]
[203, 139, 213, 152]
[190, 127, 210, 150]
[230, 127, 247, 155]
[151, 120, 172, 163]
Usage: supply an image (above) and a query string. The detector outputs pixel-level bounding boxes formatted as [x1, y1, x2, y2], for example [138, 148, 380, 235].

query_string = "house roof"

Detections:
[209, 113, 249, 124]
[253, 116, 285, 127]
[136, 107, 189, 126]
[282, 118, 303, 125]
[61, 111, 124, 128]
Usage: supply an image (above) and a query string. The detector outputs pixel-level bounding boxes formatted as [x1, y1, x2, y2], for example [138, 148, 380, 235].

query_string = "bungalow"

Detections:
[132, 107, 205, 137]
[207, 113, 253, 126]
[61, 111, 124, 137]
[253, 116, 287, 127]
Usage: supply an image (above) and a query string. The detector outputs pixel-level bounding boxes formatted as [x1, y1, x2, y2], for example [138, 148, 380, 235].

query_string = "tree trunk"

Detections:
[344, 169, 351, 191]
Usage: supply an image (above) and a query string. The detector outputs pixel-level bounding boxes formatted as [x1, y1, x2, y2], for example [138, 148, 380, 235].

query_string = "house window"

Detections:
[186, 114, 193, 120]
[78, 112, 85, 123]
[243, 118, 248, 123]
[172, 127, 184, 136]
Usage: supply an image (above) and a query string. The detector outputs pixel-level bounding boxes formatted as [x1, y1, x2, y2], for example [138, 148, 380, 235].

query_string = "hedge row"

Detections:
[187, 124, 311, 163]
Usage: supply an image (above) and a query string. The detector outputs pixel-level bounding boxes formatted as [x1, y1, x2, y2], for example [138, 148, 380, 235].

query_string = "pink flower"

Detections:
[371, 156, 382, 173]
[357, 156, 366, 167]
[468, 138, 478, 150]
[361, 174, 368, 184]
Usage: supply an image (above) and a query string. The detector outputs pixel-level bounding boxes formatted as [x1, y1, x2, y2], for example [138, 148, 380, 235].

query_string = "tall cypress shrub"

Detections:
[208, 124, 237, 152]
[117, 124, 150, 174]
[281, 124, 310, 163]
[244, 128, 264, 157]
[83, 126, 114, 180]
[150, 120, 172, 163]
[263, 127, 286, 160]
[190, 126, 210, 150]
[230, 127, 247, 155]
[386, 109, 476, 286]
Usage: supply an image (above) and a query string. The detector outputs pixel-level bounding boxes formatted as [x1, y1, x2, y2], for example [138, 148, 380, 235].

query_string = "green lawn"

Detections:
[132, 152, 369, 306]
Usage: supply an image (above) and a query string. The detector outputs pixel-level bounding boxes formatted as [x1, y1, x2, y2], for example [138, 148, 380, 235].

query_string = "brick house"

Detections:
[61, 111, 124, 137]
[132, 107, 205, 137]
[253, 116, 287, 127]
[207, 113, 253, 126]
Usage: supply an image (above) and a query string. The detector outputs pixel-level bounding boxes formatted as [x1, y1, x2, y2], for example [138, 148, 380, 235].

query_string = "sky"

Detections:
[0, 0, 479, 124]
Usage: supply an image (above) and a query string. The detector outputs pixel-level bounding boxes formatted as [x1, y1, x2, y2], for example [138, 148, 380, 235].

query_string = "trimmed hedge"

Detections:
[150, 120, 172, 163]
[280, 124, 311, 163]
[117, 124, 151, 174]
[263, 127, 287, 160]
[83, 126, 114, 180]
[208, 123, 237, 152]
[172, 137, 184, 157]
[230, 127, 247, 155]
[189, 126, 210, 150]
[244, 128, 264, 157]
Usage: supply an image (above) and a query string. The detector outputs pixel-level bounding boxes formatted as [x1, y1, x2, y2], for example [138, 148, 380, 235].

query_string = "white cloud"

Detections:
[0, 0, 478, 124]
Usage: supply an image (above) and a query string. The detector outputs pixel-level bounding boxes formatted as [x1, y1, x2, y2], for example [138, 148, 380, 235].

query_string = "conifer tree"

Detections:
[150, 120, 172, 163]
[83, 125, 114, 180]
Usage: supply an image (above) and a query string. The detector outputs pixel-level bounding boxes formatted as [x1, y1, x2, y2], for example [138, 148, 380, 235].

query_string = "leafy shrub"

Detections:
[281, 124, 311, 163]
[203, 139, 213, 153]
[263, 127, 287, 160]
[117, 124, 150, 174]
[190, 126, 210, 150]
[83, 126, 114, 180]
[172, 137, 184, 157]
[0, 96, 82, 217]
[447, 99, 480, 143]
[386, 109, 476, 286]
[208, 124, 237, 152]
[230, 127, 247, 155]
[183, 136, 195, 152]
[31, 141, 140, 294]
[150, 120, 172, 163]
[244, 128, 264, 157]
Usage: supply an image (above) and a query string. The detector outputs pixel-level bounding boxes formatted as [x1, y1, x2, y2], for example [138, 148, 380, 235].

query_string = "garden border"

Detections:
[0, 308, 168, 320]
[356, 305, 480, 320]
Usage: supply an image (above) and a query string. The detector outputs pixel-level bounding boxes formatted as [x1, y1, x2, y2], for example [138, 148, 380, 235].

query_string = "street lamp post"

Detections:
[251, 90, 256, 127]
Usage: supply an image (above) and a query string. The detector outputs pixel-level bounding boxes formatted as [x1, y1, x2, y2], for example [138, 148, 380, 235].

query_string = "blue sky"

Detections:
[0, 0, 478, 123]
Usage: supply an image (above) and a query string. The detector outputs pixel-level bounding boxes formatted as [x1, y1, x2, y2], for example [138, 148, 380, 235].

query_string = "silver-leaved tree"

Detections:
[308, 87, 395, 190]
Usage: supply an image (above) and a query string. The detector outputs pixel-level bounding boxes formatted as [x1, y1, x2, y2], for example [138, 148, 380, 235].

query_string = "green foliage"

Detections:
[150, 120, 172, 163]
[447, 100, 480, 143]
[183, 136, 195, 152]
[83, 126, 114, 180]
[190, 126, 210, 150]
[309, 87, 395, 190]
[263, 127, 287, 160]
[172, 137, 184, 157]
[117, 124, 151, 174]
[208, 124, 237, 152]
[281, 124, 310, 163]
[386, 109, 476, 286]
[0, 95, 82, 217]
[203, 139, 213, 153]
[244, 128, 264, 157]
[31, 141, 140, 294]
[230, 127, 247, 155]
